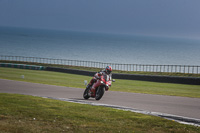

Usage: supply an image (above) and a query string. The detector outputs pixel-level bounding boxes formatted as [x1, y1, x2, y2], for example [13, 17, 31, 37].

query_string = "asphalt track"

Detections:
[0, 79, 200, 125]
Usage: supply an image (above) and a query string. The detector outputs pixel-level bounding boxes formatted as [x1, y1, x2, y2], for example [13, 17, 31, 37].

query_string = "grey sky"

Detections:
[0, 0, 200, 38]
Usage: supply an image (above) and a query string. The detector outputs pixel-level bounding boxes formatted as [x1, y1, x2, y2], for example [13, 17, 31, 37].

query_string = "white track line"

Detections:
[42, 96, 200, 127]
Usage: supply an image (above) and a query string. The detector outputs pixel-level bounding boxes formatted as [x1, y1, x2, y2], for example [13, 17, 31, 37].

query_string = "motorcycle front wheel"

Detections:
[95, 86, 105, 100]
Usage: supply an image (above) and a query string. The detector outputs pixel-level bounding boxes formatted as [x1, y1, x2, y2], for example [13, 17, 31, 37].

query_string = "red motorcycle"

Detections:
[83, 75, 115, 100]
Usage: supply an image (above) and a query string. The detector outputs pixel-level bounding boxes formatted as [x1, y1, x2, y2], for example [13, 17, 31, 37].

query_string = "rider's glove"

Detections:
[97, 76, 101, 79]
[105, 85, 109, 91]
[98, 72, 103, 75]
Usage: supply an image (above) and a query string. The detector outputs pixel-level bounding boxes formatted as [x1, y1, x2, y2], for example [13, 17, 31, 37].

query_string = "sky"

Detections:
[0, 0, 200, 38]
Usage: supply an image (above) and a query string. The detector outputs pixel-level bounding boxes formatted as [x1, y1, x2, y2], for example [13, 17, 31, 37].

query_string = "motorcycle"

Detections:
[83, 75, 115, 100]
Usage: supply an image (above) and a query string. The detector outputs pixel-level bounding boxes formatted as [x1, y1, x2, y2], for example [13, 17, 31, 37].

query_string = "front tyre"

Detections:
[83, 86, 91, 99]
[95, 86, 105, 100]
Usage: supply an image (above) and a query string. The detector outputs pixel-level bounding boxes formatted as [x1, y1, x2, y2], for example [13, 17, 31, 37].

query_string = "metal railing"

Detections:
[0, 55, 200, 74]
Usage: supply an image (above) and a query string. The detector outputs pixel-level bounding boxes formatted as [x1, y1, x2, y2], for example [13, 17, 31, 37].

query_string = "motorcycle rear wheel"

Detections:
[95, 86, 105, 100]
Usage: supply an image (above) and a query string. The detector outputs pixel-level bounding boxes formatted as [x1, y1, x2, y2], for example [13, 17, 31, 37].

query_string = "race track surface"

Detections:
[0, 79, 200, 120]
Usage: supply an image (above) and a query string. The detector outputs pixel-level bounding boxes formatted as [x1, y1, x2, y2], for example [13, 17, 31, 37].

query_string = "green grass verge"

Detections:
[0, 67, 200, 98]
[0, 93, 199, 132]
[1, 60, 200, 77]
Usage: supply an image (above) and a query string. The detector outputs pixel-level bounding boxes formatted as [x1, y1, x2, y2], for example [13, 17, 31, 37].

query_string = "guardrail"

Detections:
[0, 55, 200, 74]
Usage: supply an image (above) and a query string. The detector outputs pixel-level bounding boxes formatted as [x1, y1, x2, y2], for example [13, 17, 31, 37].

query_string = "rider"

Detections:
[87, 66, 112, 96]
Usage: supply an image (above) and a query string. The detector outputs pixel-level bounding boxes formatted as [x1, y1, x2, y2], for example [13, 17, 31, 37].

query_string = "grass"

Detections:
[0, 93, 199, 133]
[0, 67, 200, 98]
[1, 60, 200, 77]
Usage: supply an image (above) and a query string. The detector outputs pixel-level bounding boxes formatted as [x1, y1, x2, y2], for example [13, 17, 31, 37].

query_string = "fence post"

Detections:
[184, 66, 185, 73]
[171, 66, 173, 73]
[188, 66, 190, 74]
[192, 66, 194, 74]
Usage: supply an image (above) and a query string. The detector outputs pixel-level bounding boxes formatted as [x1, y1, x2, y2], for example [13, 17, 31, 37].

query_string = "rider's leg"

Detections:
[89, 77, 96, 85]
[90, 81, 100, 97]
[87, 77, 96, 88]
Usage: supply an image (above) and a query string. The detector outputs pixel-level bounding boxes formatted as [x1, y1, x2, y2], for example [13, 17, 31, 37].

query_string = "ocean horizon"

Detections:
[0, 26, 200, 66]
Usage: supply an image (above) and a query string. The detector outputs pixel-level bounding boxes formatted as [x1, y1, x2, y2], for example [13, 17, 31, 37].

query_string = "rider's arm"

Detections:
[107, 74, 112, 86]
[94, 72, 102, 79]
[109, 74, 112, 81]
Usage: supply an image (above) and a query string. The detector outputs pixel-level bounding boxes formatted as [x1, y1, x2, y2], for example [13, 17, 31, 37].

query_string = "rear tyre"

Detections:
[95, 86, 105, 100]
[83, 86, 91, 99]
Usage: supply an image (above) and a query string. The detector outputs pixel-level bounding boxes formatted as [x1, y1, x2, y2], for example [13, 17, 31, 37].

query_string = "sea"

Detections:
[0, 26, 200, 66]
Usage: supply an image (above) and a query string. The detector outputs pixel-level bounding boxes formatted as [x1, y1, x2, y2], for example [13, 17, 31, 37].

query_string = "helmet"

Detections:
[105, 66, 112, 74]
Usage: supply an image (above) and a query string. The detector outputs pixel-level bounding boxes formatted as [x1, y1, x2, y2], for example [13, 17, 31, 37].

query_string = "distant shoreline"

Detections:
[1, 26, 200, 65]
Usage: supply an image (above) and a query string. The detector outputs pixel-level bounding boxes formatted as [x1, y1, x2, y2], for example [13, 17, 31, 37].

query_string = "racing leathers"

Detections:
[87, 70, 112, 97]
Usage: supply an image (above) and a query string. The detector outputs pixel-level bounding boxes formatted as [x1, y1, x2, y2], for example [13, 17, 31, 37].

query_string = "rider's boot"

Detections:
[86, 84, 91, 89]
[86, 84, 92, 97]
